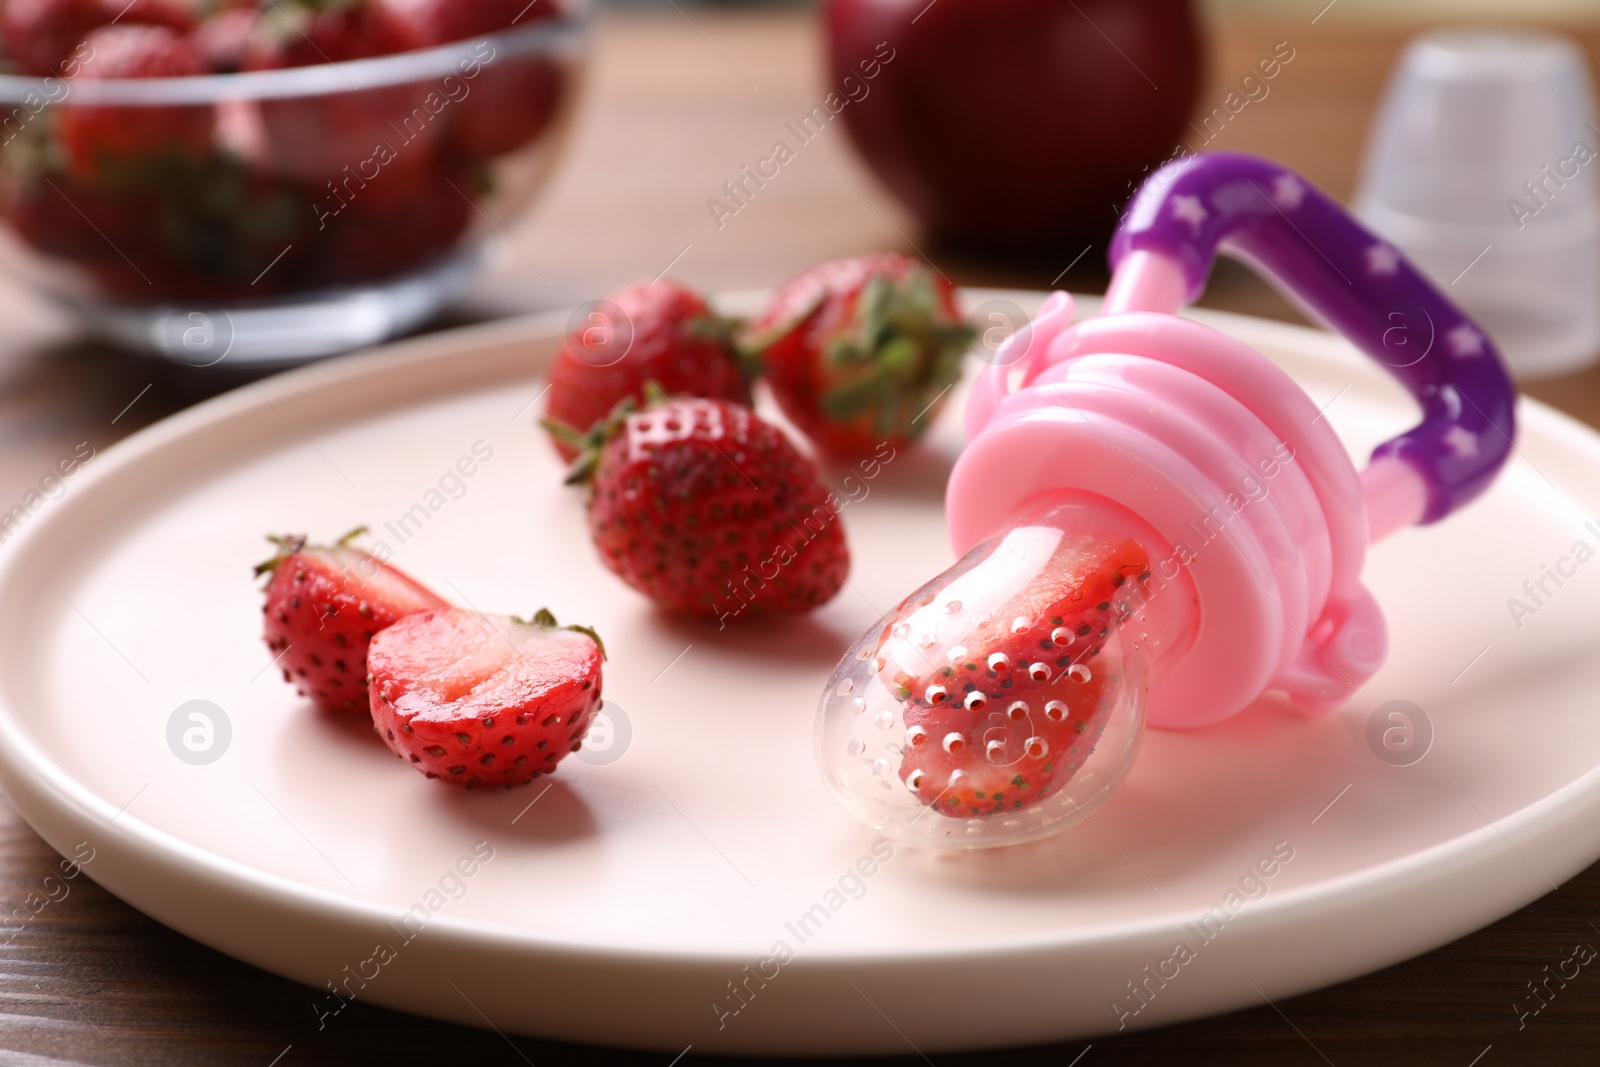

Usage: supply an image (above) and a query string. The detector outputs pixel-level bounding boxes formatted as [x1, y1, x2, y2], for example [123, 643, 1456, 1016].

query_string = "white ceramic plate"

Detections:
[0, 291, 1597, 1055]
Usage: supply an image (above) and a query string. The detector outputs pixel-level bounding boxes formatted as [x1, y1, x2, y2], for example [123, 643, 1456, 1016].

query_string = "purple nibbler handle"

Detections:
[1109, 152, 1516, 524]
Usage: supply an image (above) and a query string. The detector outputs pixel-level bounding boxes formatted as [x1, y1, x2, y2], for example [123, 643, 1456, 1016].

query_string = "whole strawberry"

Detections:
[550, 391, 849, 620]
[257, 528, 447, 715]
[55, 25, 212, 189]
[878, 532, 1152, 817]
[542, 279, 750, 463]
[747, 253, 973, 457]
[368, 606, 604, 789]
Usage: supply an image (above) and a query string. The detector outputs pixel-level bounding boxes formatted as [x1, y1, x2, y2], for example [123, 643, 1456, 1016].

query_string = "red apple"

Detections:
[824, 0, 1203, 252]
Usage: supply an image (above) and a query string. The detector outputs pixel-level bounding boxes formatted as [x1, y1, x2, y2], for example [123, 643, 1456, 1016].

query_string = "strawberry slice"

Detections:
[901, 660, 1117, 817]
[874, 526, 1152, 816]
[368, 607, 605, 789]
[257, 528, 447, 715]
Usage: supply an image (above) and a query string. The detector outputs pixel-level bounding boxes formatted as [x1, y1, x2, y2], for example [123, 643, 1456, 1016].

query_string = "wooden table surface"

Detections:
[3, 7, 1600, 1065]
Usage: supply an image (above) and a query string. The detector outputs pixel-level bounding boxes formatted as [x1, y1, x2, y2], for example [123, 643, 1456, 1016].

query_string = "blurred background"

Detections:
[459, 0, 1600, 367]
[4, 0, 1598, 482]
[2, 1, 1598, 507]
[4, 0, 1599, 369]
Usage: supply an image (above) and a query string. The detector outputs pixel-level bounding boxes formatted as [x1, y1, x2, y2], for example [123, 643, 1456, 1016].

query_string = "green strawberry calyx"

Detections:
[512, 606, 608, 660]
[820, 270, 974, 437]
[252, 526, 367, 577]
[745, 267, 975, 440]
[541, 381, 673, 487]
[684, 312, 762, 380]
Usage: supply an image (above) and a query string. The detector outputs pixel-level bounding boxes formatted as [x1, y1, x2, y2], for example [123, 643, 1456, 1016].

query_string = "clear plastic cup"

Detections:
[1354, 28, 1600, 379]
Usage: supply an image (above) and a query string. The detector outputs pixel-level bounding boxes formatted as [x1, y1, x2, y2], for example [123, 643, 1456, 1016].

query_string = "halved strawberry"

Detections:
[901, 661, 1117, 817]
[874, 527, 1152, 816]
[548, 390, 848, 619]
[746, 253, 973, 457]
[368, 606, 604, 789]
[543, 279, 750, 463]
[257, 528, 447, 715]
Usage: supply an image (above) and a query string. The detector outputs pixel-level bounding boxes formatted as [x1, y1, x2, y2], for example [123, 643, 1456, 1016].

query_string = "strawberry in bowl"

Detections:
[55, 25, 211, 188]
[386, 0, 570, 164]
[0, 0, 589, 363]
[241, 0, 428, 190]
[0, 0, 194, 77]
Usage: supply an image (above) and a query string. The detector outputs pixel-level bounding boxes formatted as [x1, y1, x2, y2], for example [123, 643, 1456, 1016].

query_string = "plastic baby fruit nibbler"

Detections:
[817, 152, 1518, 848]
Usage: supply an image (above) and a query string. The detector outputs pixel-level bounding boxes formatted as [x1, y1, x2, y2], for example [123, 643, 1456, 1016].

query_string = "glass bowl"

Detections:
[0, 5, 590, 366]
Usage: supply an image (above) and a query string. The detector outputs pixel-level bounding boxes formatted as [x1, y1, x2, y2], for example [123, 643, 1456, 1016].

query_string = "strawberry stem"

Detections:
[688, 313, 763, 381]
[516, 607, 608, 660]
[798, 266, 974, 440]
[540, 417, 589, 451]
[544, 390, 648, 487]
[564, 623, 607, 660]
[253, 533, 307, 577]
